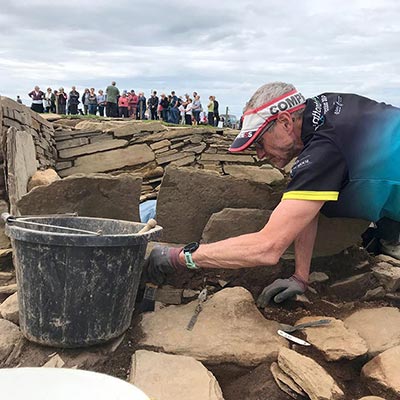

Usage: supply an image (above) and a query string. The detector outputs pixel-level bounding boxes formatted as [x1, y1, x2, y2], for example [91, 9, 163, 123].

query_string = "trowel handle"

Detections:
[137, 219, 157, 234]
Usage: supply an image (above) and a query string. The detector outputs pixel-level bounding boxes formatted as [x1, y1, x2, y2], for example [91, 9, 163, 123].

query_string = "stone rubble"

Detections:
[277, 347, 344, 400]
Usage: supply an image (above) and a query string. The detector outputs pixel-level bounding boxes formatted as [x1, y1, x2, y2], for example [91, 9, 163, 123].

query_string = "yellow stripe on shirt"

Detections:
[282, 191, 339, 201]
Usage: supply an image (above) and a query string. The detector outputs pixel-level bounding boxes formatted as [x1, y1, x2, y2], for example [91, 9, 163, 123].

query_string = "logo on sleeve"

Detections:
[290, 155, 312, 178]
[334, 95, 343, 115]
[311, 97, 325, 131]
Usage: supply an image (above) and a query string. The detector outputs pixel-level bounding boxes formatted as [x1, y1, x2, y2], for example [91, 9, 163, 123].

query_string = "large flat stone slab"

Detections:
[362, 345, 400, 400]
[201, 208, 368, 257]
[58, 144, 154, 176]
[17, 173, 142, 221]
[344, 307, 400, 357]
[140, 287, 287, 367]
[58, 139, 128, 158]
[157, 166, 282, 243]
[296, 316, 368, 361]
[129, 350, 223, 400]
[277, 347, 344, 400]
[224, 164, 284, 185]
[6, 127, 38, 215]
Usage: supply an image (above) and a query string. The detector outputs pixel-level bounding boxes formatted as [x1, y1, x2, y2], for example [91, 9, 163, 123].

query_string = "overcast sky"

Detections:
[1, 0, 400, 116]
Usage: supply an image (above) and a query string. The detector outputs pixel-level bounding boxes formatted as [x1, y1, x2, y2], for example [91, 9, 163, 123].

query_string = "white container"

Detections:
[0, 368, 150, 400]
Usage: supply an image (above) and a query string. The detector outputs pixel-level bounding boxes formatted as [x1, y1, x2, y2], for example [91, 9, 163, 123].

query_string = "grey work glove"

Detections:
[143, 246, 184, 286]
[256, 275, 308, 307]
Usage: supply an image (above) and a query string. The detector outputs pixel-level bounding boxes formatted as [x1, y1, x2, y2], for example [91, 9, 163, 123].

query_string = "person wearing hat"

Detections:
[145, 82, 400, 305]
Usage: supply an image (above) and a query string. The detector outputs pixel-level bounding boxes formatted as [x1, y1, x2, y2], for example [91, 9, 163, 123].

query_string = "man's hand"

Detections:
[143, 246, 184, 285]
[256, 275, 308, 307]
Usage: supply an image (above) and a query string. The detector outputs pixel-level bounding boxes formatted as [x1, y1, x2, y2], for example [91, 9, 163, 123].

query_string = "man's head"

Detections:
[34, 86, 40, 91]
[111, 81, 116, 86]
[230, 82, 306, 168]
[72, 86, 76, 91]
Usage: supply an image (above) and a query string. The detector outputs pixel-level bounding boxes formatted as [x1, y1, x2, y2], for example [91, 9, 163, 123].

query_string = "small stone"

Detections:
[362, 286, 386, 301]
[375, 254, 400, 266]
[42, 354, 65, 368]
[0, 292, 19, 325]
[372, 263, 400, 292]
[183, 289, 200, 298]
[309, 272, 329, 284]
[354, 260, 370, 270]
[27, 169, 60, 192]
[294, 294, 311, 304]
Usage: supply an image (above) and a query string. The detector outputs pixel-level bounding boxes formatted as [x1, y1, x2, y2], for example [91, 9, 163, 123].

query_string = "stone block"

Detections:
[130, 350, 224, 400]
[156, 166, 284, 243]
[140, 287, 287, 367]
[17, 173, 142, 221]
[58, 144, 154, 176]
[200, 153, 254, 163]
[58, 139, 128, 158]
[57, 137, 89, 150]
[6, 127, 38, 215]
[150, 139, 172, 150]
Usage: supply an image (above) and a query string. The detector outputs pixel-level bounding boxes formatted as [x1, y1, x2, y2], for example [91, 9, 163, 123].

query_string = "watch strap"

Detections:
[184, 251, 199, 270]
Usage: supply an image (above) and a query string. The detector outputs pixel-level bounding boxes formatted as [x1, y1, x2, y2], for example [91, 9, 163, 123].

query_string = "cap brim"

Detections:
[229, 130, 258, 152]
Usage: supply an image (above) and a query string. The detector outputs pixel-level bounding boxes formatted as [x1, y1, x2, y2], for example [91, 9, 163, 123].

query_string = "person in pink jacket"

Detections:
[118, 93, 129, 118]
[128, 90, 139, 118]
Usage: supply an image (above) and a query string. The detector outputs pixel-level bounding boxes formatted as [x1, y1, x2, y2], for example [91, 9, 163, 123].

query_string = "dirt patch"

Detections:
[5, 246, 397, 399]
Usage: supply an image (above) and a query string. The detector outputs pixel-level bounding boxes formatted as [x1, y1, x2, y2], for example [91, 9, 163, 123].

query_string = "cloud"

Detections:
[1, 0, 400, 116]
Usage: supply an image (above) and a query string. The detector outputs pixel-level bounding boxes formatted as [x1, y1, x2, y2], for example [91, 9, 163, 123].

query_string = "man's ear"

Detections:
[276, 112, 293, 131]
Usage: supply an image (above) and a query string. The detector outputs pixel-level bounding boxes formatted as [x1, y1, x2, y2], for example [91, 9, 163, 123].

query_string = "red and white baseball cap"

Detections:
[229, 89, 306, 152]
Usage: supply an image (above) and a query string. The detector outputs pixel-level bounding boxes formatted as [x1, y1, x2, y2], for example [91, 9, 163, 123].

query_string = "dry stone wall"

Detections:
[53, 119, 280, 202]
[0, 97, 56, 170]
[0, 97, 57, 235]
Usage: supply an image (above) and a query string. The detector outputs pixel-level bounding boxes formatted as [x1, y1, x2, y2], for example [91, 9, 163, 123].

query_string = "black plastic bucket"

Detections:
[5, 215, 162, 348]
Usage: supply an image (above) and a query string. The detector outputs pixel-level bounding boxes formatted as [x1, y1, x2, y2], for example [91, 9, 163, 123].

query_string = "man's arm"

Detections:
[180, 199, 325, 269]
[294, 212, 320, 282]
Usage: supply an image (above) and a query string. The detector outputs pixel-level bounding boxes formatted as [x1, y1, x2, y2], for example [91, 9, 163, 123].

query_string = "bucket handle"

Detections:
[1, 213, 103, 236]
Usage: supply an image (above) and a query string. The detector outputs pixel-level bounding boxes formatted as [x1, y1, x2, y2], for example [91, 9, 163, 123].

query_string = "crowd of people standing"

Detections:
[27, 82, 221, 126]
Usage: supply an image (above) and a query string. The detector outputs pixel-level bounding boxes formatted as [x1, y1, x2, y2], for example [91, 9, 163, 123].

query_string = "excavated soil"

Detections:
[4, 246, 397, 399]
[93, 246, 396, 400]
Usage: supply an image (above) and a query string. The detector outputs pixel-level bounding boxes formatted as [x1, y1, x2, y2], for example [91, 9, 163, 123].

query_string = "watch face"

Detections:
[184, 242, 200, 253]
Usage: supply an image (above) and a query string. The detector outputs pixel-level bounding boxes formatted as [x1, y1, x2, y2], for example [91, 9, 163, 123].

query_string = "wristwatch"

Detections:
[183, 242, 200, 270]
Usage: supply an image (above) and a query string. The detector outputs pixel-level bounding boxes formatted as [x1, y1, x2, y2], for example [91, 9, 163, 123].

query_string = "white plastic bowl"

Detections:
[0, 368, 150, 400]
